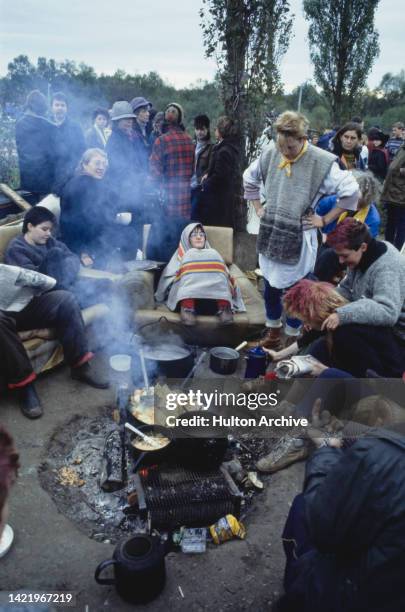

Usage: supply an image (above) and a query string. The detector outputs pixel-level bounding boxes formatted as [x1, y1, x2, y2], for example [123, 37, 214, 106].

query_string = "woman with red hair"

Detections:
[267, 267, 405, 377]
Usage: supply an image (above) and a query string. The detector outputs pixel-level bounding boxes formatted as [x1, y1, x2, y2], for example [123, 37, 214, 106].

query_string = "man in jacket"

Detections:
[278, 422, 405, 612]
[130, 96, 152, 173]
[190, 114, 213, 221]
[381, 142, 405, 251]
[52, 92, 86, 195]
[385, 121, 405, 163]
[85, 107, 110, 149]
[15, 90, 57, 201]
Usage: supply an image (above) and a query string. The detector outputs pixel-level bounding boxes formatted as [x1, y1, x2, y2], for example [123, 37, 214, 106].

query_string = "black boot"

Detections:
[71, 362, 109, 389]
[19, 383, 43, 419]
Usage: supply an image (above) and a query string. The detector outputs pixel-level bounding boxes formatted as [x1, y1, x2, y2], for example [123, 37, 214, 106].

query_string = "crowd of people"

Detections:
[1, 91, 405, 609]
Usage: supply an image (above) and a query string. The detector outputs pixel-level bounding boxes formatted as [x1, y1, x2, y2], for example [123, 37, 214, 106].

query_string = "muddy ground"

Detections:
[0, 354, 304, 612]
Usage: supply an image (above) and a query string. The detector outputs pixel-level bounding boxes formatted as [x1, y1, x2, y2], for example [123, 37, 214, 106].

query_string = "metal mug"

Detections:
[244, 346, 268, 378]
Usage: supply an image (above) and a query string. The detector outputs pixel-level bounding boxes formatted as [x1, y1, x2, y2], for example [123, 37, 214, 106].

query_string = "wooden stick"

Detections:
[0, 184, 32, 211]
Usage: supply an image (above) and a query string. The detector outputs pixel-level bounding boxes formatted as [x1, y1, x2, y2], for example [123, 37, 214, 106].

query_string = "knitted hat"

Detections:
[165, 102, 184, 125]
[109, 101, 136, 121]
[130, 96, 151, 114]
[25, 90, 48, 116]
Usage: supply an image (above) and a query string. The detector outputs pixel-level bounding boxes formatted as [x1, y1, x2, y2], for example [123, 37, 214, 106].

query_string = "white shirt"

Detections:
[243, 153, 359, 288]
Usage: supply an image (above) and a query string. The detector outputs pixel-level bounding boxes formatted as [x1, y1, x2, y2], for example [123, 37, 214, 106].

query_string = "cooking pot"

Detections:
[173, 410, 228, 470]
[128, 423, 173, 469]
[95, 533, 168, 604]
[138, 343, 195, 379]
[209, 347, 239, 375]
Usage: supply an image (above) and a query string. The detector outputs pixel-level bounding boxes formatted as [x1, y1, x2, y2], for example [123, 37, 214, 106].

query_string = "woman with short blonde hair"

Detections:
[243, 110, 359, 350]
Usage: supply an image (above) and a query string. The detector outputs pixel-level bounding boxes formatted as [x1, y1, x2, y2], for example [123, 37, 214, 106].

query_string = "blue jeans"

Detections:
[263, 279, 301, 329]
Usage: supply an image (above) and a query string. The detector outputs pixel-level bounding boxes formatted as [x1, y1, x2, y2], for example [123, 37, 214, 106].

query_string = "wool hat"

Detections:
[165, 102, 184, 125]
[25, 90, 48, 116]
[130, 96, 151, 113]
[109, 101, 136, 121]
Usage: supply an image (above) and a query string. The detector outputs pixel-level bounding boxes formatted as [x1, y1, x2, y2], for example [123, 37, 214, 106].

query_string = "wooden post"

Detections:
[0, 184, 32, 211]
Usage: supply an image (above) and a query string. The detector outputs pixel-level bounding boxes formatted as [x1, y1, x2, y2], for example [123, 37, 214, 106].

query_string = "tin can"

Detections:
[209, 514, 246, 545]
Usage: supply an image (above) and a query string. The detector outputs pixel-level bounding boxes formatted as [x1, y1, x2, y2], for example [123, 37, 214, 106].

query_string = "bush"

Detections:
[0, 114, 19, 188]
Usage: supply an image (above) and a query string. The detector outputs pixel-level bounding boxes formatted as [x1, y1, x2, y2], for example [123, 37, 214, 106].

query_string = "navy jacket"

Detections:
[60, 174, 115, 258]
[281, 429, 405, 612]
[53, 118, 86, 195]
[15, 113, 57, 195]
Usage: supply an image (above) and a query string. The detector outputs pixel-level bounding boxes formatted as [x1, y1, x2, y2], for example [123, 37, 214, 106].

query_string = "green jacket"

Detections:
[381, 144, 405, 206]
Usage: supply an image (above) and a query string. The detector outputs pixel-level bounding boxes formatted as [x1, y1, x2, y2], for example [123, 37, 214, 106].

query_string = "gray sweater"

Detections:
[336, 241, 405, 341]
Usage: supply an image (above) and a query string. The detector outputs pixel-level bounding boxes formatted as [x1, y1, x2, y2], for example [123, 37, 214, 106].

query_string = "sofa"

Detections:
[136, 225, 266, 347]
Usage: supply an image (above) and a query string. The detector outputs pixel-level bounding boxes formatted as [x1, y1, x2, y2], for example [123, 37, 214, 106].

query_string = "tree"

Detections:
[200, 0, 293, 162]
[303, 0, 380, 124]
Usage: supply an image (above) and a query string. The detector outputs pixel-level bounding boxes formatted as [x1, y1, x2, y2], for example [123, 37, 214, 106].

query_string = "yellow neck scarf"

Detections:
[338, 205, 370, 225]
[278, 140, 308, 177]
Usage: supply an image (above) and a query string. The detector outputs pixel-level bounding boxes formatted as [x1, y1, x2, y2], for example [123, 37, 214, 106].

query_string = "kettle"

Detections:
[95, 533, 168, 604]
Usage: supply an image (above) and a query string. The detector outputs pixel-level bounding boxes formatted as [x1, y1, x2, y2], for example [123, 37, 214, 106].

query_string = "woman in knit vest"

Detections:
[243, 111, 359, 349]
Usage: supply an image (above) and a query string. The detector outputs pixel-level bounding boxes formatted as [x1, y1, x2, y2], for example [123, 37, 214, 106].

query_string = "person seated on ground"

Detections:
[277, 414, 405, 612]
[59, 148, 120, 269]
[85, 107, 110, 149]
[155, 223, 245, 326]
[315, 170, 381, 282]
[330, 122, 367, 170]
[267, 229, 405, 377]
[0, 263, 108, 419]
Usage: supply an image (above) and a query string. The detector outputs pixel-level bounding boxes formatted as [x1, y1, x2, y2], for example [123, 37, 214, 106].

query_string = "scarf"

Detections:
[341, 152, 356, 169]
[277, 140, 308, 177]
[338, 205, 370, 225]
[94, 124, 107, 146]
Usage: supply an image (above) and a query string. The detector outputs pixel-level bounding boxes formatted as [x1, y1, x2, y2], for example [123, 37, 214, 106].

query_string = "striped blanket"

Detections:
[155, 222, 245, 313]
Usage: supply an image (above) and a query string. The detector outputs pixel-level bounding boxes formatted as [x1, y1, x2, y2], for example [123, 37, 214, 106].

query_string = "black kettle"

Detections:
[95, 533, 168, 604]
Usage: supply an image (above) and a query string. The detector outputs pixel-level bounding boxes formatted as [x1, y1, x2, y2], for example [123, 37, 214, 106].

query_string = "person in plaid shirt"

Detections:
[148, 103, 195, 260]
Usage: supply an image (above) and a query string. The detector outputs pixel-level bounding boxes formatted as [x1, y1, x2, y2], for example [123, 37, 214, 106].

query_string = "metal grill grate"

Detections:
[134, 464, 242, 529]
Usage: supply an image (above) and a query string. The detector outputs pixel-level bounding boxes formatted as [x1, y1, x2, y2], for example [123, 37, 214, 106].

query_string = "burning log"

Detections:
[100, 429, 125, 492]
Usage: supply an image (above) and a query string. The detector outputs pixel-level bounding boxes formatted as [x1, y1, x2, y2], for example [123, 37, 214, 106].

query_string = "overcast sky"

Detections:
[0, 0, 403, 92]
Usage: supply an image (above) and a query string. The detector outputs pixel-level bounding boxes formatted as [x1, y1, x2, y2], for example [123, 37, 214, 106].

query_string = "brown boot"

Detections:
[258, 327, 282, 350]
[180, 307, 196, 326]
[217, 306, 234, 326]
